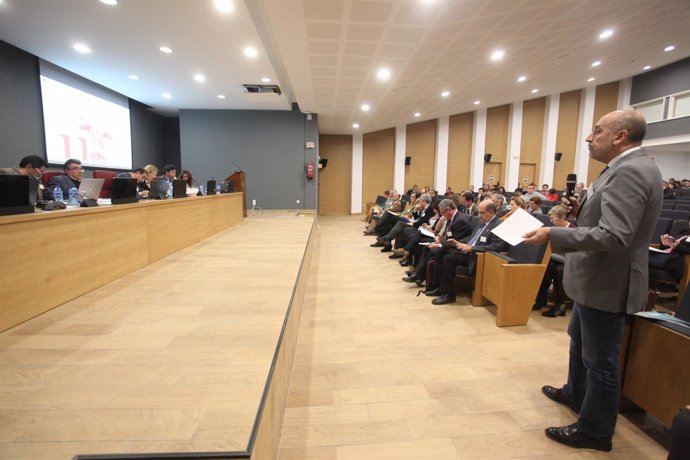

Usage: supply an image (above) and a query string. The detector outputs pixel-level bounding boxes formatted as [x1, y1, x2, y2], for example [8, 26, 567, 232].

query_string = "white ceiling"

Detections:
[1, 0, 689, 135]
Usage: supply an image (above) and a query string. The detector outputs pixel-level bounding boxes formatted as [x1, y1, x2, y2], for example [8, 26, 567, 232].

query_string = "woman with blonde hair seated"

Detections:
[501, 196, 526, 221]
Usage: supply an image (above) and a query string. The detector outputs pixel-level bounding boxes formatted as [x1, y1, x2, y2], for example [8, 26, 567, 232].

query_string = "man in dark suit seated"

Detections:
[44, 158, 83, 200]
[428, 200, 505, 305]
[0, 155, 47, 200]
[376, 194, 432, 252]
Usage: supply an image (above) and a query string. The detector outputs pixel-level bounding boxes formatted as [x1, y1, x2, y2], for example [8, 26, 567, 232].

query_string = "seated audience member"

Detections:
[396, 199, 446, 266]
[534, 205, 574, 317]
[489, 193, 510, 218]
[0, 155, 47, 200]
[402, 199, 472, 285]
[663, 181, 677, 200]
[179, 169, 198, 194]
[363, 189, 390, 222]
[375, 194, 432, 251]
[514, 184, 524, 194]
[445, 187, 454, 197]
[541, 184, 549, 194]
[468, 194, 487, 217]
[162, 164, 177, 183]
[527, 196, 543, 214]
[406, 185, 418, 196]
[544, 188, 560, 202]
[45, 159, 83, 200]
[364, 191, 402, 235]
[501, 196, 526, 221]
[477, 187, 489, 203]
[573, 182, 584, 199]
[427, 200, 505, 305]
[522, 184, 547, 202]
[649, 225, 690, 279]
[668, 406, 690, 460]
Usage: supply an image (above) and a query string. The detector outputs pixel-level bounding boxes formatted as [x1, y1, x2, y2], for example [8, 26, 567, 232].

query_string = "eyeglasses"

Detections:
[69, 167, 85, 172]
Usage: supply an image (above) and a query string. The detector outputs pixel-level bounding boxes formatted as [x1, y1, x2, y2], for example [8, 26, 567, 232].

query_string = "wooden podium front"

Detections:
[226, 170, 247, 217]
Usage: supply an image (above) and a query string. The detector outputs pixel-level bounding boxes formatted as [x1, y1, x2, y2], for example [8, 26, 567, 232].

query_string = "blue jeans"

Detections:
[562, 303, 626, 439]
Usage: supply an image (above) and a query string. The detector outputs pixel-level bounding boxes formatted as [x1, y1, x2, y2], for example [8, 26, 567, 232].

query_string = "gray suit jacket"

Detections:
[550, 148, 662, 314]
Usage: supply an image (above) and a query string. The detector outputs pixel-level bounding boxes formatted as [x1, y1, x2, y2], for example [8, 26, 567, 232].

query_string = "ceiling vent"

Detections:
[243, 84, 282, 95]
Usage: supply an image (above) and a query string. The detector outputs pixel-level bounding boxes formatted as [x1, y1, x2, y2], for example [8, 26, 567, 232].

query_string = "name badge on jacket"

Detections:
[480, 236, 487, 243]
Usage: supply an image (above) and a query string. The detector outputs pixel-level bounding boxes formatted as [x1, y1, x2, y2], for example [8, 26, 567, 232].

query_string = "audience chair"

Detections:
[649, 254, 690, 307]
[93, 170, 118, 198]
[675, 204, 690, 211]
[662, 202, 676, 210]
[476, 242, 552, 327]
[651, 218, 673, 245]
[670, 219, 690, 237]
[661, 209, 690, 221]
[41, 171, 62, 188]
[375, 195, 386, 206]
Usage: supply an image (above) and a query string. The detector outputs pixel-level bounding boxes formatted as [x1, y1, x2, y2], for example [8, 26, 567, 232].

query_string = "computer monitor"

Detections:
[77, 178, 105, 200]
[206, 179, 217, 195]
[110, 177, 138, 205]
[221, 180, 235, 193]
[0, 175, 35, 215]
[172, 179, 187, 198]
[149, 180, 168, 199]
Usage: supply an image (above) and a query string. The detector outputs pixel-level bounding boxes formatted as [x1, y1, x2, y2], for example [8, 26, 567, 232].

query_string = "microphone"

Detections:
[232, 161, 242, 173]
[565, 173, 577, 217]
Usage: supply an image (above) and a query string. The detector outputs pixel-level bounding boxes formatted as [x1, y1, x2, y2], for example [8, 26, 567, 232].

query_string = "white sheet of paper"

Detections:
[490, 208, 544, 246]
[648, 246, 667, 253]
[419, 227, 435, 237]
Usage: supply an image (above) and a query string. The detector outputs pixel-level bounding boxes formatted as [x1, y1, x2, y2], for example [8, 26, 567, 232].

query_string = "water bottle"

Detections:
[166, 181, 172, 199]
[67, 187, 79, 206]
[215, 182, 221, 194]
[198, 184, 205, 195]
[53, 186, 63, 202]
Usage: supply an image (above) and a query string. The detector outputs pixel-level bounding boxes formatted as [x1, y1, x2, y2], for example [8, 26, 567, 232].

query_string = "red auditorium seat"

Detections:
[93, 170, 118, 198]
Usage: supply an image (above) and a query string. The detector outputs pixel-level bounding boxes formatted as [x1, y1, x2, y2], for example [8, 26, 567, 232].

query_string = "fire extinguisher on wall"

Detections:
[305, 161, 314, 180]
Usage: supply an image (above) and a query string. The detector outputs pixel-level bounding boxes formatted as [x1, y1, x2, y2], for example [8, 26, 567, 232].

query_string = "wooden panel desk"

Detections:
[0, 193, 243, 332]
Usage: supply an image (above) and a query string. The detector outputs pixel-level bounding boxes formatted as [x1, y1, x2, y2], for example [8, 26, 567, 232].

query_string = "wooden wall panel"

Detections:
[520, 97, 546, 183]
[362, 128, 395, 207]
[588, 81, 620, 184]
[485, 105, 510, 185]
[554, 90, 581, 190]
[405, 119, 437, 192]
[318, 135, 352, 215]
[447, 112, 474, 191]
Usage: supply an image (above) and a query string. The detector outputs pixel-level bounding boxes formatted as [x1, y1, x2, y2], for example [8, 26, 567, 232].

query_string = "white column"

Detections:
[540, 94, 560, 187]
[470, 108, 487, 188]
[434, 116, 449, 192]
[350, 133, 363, 214]
[394, 124, 406, 193]
[618, 77, 632, 109]
[505, 102, 523, 190]
[574, 86, 596, 184]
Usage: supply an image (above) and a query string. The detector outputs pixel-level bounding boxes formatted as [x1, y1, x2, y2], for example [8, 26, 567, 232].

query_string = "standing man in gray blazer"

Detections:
[523, 110, 662, 451]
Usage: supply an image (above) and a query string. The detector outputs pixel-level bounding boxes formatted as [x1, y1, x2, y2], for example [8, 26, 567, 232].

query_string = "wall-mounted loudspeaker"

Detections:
[405, 156, 411, 166]
[318, 158, 328, 168]
[555, 152, 563, 161]
[484, 153, 492, 162]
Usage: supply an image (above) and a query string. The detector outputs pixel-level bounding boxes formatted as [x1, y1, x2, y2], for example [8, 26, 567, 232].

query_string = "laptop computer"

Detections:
[0, 175, 36, 215]
[110, 177, 138, 205]
[172, 179, 187, 198]
[221, 180, 236, 193]
[77, 178, 105, 200]
[148, 179, 168, 199]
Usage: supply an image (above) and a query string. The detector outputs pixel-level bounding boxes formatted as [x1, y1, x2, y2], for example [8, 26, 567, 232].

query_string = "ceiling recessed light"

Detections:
[665, 45, 675, 52]
[99, 0, 118, 5]
[414, 112, 421, 117]
[490, 49, 505, 61]
[73, 43, 91, 54]
[352, 123, 360, 129]
[517, 75, 527, 82]
[441, 90, 450, 97]
[159, 46, 173, 54]
[376, 68, 391, 81]
[531, 89, 539, 94]
[217, 94, 226, 99]
[361, 103, 370, 112]
[162, 93, 172, 99]
[193, 74, 206, 83]
[591, 60, 601, 67]
[261, 77, 271, 83]
[587, 77, 595, 82]
[244, 47, 258, 58]
[128, 75, 139, 80]
[473, 100, 480, 105]
[598, 29, 613, 40]
[213, 0, 234, 14]
[643, 65, 651, 70]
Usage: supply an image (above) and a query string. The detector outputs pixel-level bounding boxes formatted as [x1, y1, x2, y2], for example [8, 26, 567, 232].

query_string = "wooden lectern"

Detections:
[225, 170, 247, 217]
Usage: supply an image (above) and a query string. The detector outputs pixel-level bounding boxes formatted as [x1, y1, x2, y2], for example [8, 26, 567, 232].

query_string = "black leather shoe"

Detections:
[399, 257, 412, 267]
[389, 253, 403, 259]
[545, 423, 612, 451]
[543, 305, 566, 317]
[532, 303, 543, 310]
[542, 385, 579, 413]
[425, 288, 441, 297]
[405, 269, 414, 276]
[363, 230, 376, 235]
[402, 273, 417, 282]
[370, 242, 384, 247]
[381, 246, 392, 253]
[432, 294, 456, 305]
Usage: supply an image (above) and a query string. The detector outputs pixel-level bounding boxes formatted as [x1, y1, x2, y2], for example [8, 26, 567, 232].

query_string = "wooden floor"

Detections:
[0, 212, 314, 459]
[277, 215, 668, 460]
